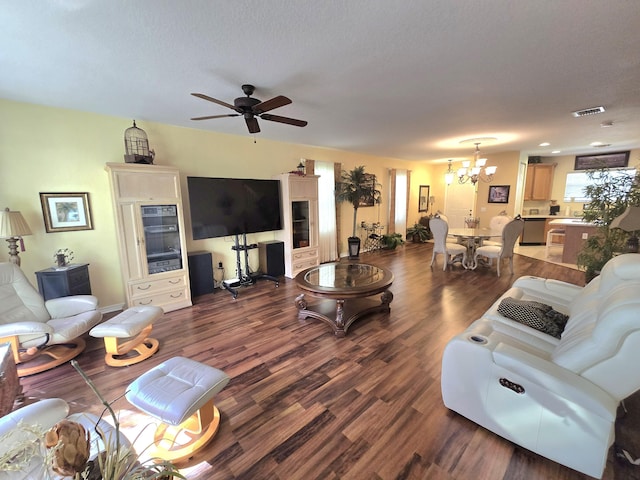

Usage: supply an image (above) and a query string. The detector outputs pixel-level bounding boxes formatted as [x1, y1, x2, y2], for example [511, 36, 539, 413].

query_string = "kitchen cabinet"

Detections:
[273, 173, 319, 278]
[106, 163, 191, 312]
[524, 164, 555, 201]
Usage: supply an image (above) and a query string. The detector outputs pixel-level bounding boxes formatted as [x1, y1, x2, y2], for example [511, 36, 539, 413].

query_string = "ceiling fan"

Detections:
[190, 84, 308, 134]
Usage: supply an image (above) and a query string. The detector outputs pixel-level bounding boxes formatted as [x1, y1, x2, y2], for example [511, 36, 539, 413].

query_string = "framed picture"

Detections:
[574, 151, 630, 170]
[488, 185, 510, 204]
[418, 185, 430, 212]
[358, 174, 377, 207]
[40, 192, 94, 233]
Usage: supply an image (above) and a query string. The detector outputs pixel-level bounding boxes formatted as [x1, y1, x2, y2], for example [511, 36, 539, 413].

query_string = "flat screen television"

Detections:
[187, 176, 283, 240]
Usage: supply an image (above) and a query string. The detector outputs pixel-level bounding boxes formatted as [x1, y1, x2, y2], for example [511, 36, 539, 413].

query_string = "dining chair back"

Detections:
[429, 216, 467, 271]
[473, 217, 524, 276]
[484, 213, 513, 246]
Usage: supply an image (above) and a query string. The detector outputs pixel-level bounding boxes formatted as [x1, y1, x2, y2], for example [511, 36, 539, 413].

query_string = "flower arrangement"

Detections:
[54, 248, 75, 267]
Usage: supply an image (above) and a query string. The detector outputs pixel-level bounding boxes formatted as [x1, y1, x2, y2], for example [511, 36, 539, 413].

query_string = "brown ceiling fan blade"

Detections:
[191, 114, 240, 120]
[260, 113, 308, 127]
[246, 117, 260, 133]
[253, 95, 292, 114]
[191, 93, 238, 111]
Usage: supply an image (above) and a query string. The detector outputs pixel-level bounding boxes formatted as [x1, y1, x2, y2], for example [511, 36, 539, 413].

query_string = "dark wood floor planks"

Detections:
[17, 243, 640, 480]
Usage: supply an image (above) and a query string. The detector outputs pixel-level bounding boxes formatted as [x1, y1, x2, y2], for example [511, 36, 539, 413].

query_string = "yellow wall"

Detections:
[0, 98, 436, 310]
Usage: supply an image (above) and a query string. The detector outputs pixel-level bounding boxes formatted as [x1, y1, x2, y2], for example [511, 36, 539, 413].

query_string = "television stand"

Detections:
[224, 234, 279, 298]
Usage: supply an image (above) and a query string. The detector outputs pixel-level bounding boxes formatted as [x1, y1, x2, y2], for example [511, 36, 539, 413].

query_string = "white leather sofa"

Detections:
[441, 253, 640, 478]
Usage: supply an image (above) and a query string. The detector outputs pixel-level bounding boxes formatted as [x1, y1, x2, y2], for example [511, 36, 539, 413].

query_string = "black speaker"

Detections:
[187, 251, 215, 297]
[258, 241, 285, 277]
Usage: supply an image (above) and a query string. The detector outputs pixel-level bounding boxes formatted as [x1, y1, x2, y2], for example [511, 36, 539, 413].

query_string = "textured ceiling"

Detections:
[2, 0, 640, 163]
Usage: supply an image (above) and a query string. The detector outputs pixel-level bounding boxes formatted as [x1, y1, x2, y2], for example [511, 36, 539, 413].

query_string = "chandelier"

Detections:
[446, 142, 497, 185]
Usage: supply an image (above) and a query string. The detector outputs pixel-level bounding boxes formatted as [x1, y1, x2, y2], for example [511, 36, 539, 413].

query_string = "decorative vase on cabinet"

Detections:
[274, 173, 320, 279]
[105, 163, 192, 312]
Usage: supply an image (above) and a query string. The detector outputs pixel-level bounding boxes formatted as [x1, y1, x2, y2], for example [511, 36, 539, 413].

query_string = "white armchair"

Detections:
[441, 254, 640, 478]
[0, 262, 102, 376]
[0, 398, 131, 480]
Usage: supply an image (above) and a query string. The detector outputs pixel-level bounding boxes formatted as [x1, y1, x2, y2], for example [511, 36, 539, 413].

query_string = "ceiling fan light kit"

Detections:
[191, 84, 308, 134]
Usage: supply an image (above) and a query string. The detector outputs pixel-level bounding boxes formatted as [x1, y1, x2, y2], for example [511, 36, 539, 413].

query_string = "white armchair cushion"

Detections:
[45, 295, 99, 318]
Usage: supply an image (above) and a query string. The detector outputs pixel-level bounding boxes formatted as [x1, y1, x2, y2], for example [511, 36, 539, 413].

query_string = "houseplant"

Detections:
[381, 232, 405, 250]
[335, 166, 381, 258]
[406, 222, 432, 242]
[577, 167, 640, 281]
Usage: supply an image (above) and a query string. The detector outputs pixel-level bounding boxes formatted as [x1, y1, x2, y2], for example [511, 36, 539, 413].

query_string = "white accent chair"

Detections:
[429, 216, 466, 271]
[0, 398, 131, 480]
[441, 253, 640, 478]
[0, 262, 103, 376]
[472, 217, 524, 276]
[483, 212, 513, 246]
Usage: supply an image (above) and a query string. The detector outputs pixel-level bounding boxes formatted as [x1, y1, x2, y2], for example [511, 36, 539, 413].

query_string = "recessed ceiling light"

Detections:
[590, 142, 611, 148]
[539, 142, 550, 147]
[600, 121, 614, 128]
[551, 150, 561, 154]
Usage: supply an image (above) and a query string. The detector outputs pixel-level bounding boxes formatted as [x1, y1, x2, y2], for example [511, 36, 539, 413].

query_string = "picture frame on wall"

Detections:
[574, 151, 630, 170]
[488, 185, 510, 204]
[358, 174, 377, 207]
[418, 185, 430, 212]
[40, 192, 94, 233]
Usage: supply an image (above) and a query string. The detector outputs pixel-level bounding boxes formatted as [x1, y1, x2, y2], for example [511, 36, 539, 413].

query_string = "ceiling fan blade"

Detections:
[191, 93, 238, 111]
[246, 116, 260, 133]
[253, 95, 292, 114]
[191, 114, 240, 120]
[260, 113, 308, 127]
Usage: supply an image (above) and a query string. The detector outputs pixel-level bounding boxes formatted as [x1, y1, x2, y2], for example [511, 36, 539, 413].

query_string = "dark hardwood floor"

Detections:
[18, 244, 640, 479]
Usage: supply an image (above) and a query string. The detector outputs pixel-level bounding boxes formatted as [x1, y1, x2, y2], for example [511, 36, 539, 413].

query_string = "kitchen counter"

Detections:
[548, 219, 599, 264]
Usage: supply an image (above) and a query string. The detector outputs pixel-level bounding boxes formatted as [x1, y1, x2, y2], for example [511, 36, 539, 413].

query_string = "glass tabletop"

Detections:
[303, 263, 385, 288]
[448, 227, 501, 239]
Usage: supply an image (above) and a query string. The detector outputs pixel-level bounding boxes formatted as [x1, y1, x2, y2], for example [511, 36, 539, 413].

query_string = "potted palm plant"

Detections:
[336, 166, 381, 259]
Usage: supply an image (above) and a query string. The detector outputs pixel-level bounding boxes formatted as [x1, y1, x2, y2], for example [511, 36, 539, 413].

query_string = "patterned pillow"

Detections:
[497, 297, 569, 339]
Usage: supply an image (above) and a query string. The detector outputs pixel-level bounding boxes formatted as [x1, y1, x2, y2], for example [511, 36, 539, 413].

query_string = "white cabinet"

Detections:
[274, 174, 320, 279]
[106, 163, 192, 312]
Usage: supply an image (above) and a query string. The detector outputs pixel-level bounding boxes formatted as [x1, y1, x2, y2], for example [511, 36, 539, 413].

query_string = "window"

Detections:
[564, 168, 636, 202]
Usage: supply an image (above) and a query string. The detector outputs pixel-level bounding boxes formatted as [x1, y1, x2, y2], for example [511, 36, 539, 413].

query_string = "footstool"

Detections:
[125, 356, 230, 463]
[89, 306, 162, 367]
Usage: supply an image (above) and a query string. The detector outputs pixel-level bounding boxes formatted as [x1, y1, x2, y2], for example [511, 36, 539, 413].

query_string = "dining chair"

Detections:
[429, 216, 467, 271]
[483, 212, 512, 246]
[473, 217, 524, 276]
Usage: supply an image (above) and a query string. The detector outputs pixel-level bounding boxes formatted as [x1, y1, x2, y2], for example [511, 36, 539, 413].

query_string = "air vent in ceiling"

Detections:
[572, 106, 606, 117]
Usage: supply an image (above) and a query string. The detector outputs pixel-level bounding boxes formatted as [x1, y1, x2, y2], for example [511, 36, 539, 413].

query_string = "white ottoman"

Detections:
[125, 356, 230, 463]
[89, 306, 162, 367]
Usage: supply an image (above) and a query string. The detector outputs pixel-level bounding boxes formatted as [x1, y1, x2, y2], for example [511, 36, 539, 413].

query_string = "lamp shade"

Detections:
[0, 208, 32, 238]
[610, 206, 640, 232]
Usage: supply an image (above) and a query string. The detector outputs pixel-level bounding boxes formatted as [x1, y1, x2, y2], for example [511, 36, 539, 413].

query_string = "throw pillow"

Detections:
[497, 297, 569, 339]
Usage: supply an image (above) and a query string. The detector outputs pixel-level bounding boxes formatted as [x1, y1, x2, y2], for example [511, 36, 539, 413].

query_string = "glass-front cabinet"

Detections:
[141, 204, 183, 275]
[292, 200, 310, 249]
[275, 173, 320, 279]
[106, 163, 191, 312]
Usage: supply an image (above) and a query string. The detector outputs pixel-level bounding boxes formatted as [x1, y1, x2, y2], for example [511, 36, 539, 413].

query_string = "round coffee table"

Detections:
[294, 262, 394, 337]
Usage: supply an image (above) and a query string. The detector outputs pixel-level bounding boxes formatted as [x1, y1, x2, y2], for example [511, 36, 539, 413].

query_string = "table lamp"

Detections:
[609, 206, 640, 253]
[0, 207, 32, 266]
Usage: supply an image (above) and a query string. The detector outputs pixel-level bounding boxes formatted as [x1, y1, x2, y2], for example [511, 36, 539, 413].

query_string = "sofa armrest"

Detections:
[493, 342, 617, 421]
[45, 295, 99, 318]
[510, 276, 583, 307]
[0, 321, 53, 338]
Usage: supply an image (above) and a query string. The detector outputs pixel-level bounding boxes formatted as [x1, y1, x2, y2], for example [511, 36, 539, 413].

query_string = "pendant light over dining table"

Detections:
[445, 141, 497, 185]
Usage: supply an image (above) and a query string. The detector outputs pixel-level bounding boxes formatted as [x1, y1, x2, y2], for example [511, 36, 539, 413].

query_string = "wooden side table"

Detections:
[35, 263, 91, 300]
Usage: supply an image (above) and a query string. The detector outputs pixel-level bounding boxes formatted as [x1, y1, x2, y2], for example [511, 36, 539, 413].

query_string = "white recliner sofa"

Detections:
[0, 262, 102, 376]
[441, 253, 640, 478]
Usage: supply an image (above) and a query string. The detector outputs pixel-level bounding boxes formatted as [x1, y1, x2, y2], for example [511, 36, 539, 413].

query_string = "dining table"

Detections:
[448, 227, 502, 269]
